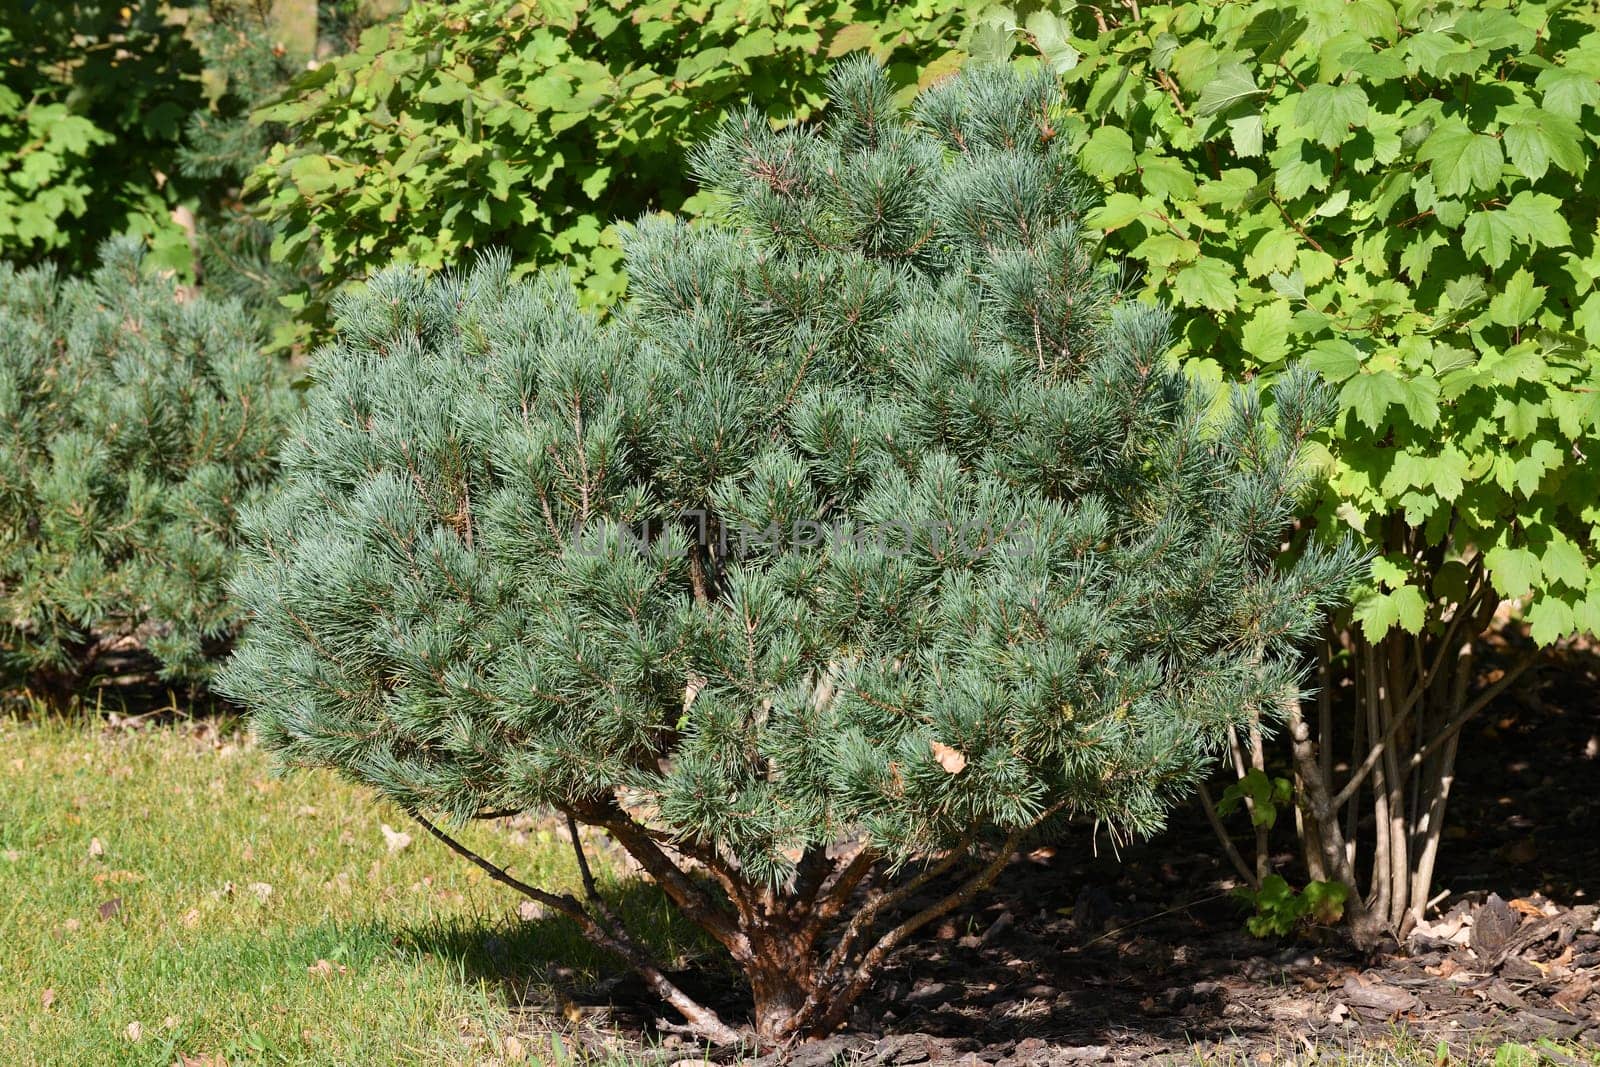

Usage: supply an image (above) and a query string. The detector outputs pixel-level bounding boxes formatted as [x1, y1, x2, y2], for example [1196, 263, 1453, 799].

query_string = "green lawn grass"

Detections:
[0, 709, 697, 1066]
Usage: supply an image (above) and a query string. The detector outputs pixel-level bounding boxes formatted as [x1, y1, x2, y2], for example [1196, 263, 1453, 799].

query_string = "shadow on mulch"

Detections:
[390, 643, 1600, 1064]
[1436, 640, 1600, 905]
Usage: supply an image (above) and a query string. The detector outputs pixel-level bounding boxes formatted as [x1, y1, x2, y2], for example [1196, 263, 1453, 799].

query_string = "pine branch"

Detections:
[410, 811, 742, 1046]
[578, 798, 753, 962]
[805, 807, 1061, 1036]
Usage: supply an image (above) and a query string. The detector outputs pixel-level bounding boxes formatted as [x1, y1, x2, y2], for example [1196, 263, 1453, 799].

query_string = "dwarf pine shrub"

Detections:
[221, 61, 1360, 1044]
[0, 239, 292, 698]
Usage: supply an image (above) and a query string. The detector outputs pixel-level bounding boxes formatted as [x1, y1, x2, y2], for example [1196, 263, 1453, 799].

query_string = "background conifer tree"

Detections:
[222, 61, 1360, 1045]
[0, 239, 292, 699]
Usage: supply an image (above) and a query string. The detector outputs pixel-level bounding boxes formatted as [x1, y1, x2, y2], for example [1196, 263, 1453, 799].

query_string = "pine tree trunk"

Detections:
[745, 921, 824, 1043]
[749, 969, 814, 1044]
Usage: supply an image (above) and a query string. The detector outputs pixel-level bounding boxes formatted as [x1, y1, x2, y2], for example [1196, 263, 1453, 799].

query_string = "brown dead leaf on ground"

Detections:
[40, 988, 55, 1010]
[177, 1054, 228, 1067]
[381, 823, 412, 852]
[307, 958, 349, 979]
[1510, 896, 1554, 919]
[98, 897, 123, 921]
[88, 837, 105, 859]
[930, 740, 967, 774]
[1426, 957, 1463, 979]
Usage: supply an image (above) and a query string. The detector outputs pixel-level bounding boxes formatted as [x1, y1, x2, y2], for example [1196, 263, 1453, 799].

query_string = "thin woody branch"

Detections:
[409, 812, 741, 1046]
[805, 811, 1059, 1037]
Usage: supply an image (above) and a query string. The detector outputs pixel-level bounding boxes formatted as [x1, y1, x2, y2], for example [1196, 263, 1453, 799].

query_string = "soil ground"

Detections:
[515, 644, 1600, 1065]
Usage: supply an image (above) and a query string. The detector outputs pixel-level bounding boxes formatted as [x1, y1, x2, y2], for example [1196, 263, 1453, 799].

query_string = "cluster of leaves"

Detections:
[0, 0, 204, 271]
[1237, 874, 1350, 937]
[179, 1, 321, 322]
[176, 1, 396, 346]
[248, 0, 986, 330]
[1215, 770, 1350, 934]
[1217, 767, 1292, 830]
[0, 240, 294, 694]
[993, 0, 1600, 645]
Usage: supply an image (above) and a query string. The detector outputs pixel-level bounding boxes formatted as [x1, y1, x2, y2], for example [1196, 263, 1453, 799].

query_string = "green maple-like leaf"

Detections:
[1292, 83, 1368, 148]
[1417, 122, 1503, 197]
[1173, 257, 1237, 311]
[1461, 209, 1516, 268]
[1340, 370, 1409, 431]
[1195, 63, 1266, 117]
[1485, 544, 1541, 597]
[1501, 105, 1587, 180]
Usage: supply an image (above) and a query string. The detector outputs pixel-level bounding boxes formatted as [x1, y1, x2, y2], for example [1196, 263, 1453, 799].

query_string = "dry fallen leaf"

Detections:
[247, 882, 273, 904]
[1509, 897, 1548, 919]
[683, 672, 708, 714]
[380, 824, 412, 853]
[164, 1015, 180, 1030]
[2, 849, 20, 862]
[125, 1021, 143, 1043]
[517, 899, 544, 922]
[930, 740, 967, 774]
[40, 988, 56, 1010]
[307, 958, 349, 979]
[180, 907, 202, 929]
[177, 1054, 228, 1067]
[1426, 956, 1462, 979]
[503, 1036, 526, 1063]
[98, 897, 123, 922]
[93, 869, 144, 887]
[88, 837, 105, 859]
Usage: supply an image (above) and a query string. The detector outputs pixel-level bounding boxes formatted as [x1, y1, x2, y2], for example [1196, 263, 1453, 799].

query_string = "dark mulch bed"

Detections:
[515, 644, 1600, 1064]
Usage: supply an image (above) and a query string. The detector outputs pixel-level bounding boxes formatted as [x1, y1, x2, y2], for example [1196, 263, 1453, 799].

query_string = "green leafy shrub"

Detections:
[1236, 873, 1349, 937]
[0, 1, 204, 271]
[179, 2, 314, 313]
[1062, 0, 1600, 644]
[0, 240, 294, 698]
[981, 0, 1600, 938]
[222, 62, 1356, 1044]
[249, 0, 984, 328]
[180, 1, 390, 336]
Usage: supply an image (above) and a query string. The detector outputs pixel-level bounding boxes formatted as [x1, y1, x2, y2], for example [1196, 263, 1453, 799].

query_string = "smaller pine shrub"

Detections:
[0, 239, 294, 700]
